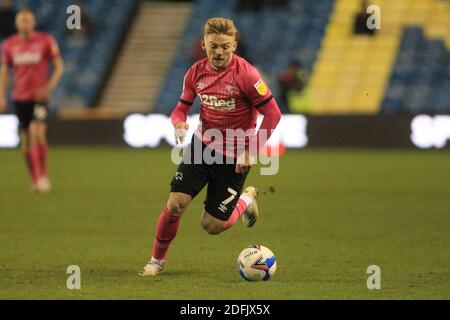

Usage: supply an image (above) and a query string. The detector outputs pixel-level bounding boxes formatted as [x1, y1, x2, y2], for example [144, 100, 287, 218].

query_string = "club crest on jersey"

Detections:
[175, 172, 183, 181]
[225, 84, 239, 96]
[198, 94, 236, 110]
[254, 79, 268, 96]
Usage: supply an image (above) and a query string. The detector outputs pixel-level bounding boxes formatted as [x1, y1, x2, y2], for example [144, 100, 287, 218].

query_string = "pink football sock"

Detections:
[25, 151, 38, 183]
[28, 146, 44, 181]
[223, 196, 252, 231]
[152, 208, 182, 261]
[38, 142, 49, 177]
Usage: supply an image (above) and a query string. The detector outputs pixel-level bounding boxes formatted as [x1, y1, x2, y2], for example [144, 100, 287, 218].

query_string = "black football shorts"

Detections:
[170, 135, 250, 221]
[14, 101, 48, 130]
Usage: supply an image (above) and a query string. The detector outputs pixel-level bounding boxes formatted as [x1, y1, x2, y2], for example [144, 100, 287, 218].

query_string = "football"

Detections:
[237, 245, 277, 281]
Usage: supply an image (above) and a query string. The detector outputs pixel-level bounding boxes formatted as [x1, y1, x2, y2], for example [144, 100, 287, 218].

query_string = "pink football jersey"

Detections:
[1, 31, 60, 101]
[180, 55, 274, 158]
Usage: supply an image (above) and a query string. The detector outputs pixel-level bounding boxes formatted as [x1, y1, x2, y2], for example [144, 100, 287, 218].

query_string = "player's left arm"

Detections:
[35, 36, 65, 102]
[253, 98, 282, 152]
[236, 65, 282, 173]
[237, 99, 281, 173]
[44, 57, 65, 97]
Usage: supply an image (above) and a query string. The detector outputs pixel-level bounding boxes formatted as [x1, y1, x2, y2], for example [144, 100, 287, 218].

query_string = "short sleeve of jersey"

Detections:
[240, 63, 273, 108]
[1, 40, 12, 66]
[179, 66, 197, 105]
[46, 35, 60, 60]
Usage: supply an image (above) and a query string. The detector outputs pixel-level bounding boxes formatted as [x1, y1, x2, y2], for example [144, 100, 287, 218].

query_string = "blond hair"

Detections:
[203, 17, 238, 37]
[17, 8, 35, 16]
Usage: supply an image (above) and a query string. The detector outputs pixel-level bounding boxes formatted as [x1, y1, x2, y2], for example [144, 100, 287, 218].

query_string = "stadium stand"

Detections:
[0, 0, 137, 111]
[98, 2, 192, 115]
[2, 0, 448, 116]
[307, 0, 450, 114]
[383, 34, 450, 114]
[153, 0, 335, 114]
[155, 0, 449, 115]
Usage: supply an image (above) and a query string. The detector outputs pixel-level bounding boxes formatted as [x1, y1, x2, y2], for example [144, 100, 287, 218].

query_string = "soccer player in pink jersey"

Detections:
[0, 9, 65, 192]
[139, 17, 282, 276]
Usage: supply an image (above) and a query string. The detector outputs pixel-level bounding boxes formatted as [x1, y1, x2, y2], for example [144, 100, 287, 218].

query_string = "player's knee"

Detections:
[37, 135, 47, 145]
[166, 200, 188, 215]
[19, 140, 28, 154]
[202, 223, 223, 235]
[27, 129, 39, 147]
[200, 219, 223, 235]
[167, 193, 191, 215]
[37, 125, 47, 144]
[19, 131, 29, 154]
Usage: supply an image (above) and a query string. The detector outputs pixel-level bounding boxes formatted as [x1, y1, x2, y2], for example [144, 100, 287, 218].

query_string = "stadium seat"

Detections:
[382, 27, 450, 113]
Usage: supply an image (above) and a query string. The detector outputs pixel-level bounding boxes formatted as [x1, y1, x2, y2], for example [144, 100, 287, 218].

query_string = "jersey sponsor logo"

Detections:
[13, 52, 42, 65]
[253, 79, 268, 96]
[198, 94, 236, 110]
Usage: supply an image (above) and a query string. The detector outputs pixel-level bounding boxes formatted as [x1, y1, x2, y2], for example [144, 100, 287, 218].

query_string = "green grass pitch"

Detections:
[0, 147, 449, 299]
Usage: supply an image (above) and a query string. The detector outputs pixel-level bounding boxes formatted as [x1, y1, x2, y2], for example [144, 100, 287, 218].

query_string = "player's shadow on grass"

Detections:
[139, 269, 199, 281]
[158, 269, 197, 277]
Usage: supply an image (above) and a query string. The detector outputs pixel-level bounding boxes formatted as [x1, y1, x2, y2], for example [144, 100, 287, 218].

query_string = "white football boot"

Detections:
[138, 257, 164, 276]
[241, 186, 259, 227]
[36, 176, 52, 193]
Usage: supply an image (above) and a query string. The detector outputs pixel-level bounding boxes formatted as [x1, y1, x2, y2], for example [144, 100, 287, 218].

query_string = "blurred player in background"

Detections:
[0, 8, 65, 192]
[140, 17, 281, 276]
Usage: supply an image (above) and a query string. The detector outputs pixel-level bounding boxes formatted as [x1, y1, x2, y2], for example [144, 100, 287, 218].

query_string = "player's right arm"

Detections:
[0, 64, 9, 113]
[0, 40, 12, 113]
[172, 105, 190, 145]
[171, 67, 197, 144]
